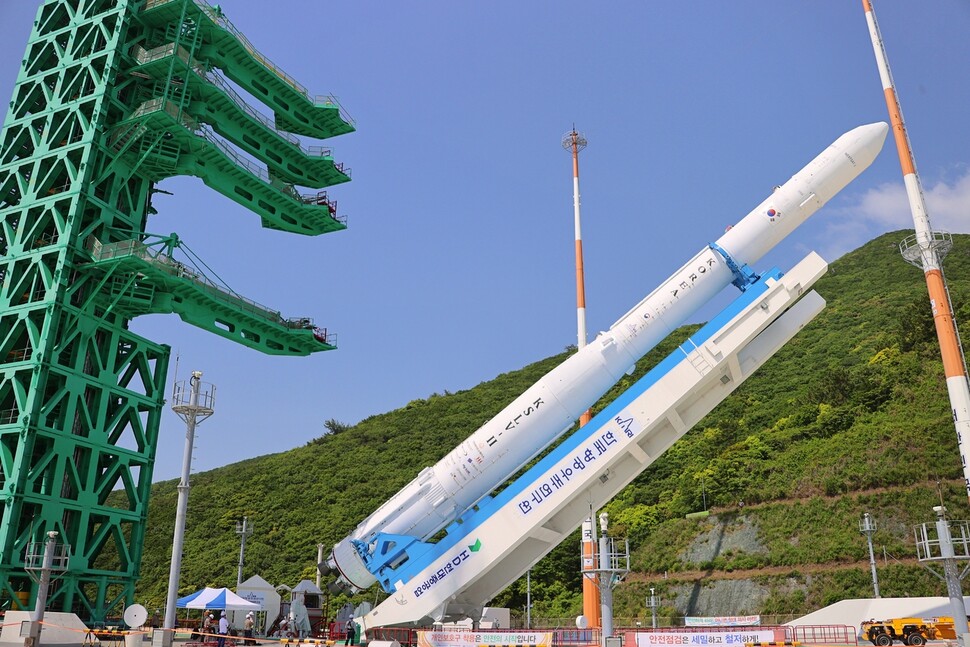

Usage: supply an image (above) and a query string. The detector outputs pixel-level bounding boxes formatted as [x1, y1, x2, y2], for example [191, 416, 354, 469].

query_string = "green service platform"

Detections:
[0, 0, 352, 620]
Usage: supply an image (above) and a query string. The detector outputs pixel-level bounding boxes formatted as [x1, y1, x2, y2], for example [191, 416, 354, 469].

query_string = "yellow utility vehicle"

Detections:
[860, 617, 956, 646]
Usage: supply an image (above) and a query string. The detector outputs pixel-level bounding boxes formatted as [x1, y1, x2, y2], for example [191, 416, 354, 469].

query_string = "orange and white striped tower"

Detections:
[563, 128, 592, 425]
[863, 2, 970, 505]
[562, 127, 600, 629]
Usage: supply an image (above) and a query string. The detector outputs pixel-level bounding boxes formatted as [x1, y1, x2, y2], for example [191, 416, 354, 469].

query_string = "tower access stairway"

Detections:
[85, 234, 334, 356]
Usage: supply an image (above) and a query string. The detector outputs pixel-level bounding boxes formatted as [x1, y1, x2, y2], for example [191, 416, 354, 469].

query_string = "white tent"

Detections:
[291, 580, 323, 595]
[236, 576, 281, 635]
[177, 587, 262, 610]
[787, 596, 970, 630]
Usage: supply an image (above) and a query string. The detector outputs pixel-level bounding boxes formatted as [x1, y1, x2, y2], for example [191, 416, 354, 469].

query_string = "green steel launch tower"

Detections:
[0, 0, 353, 620]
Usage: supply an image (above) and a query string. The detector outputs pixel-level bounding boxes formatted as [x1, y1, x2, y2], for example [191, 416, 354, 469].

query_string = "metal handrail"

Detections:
[193, 0, 308, 97]
[197, 127, 346, 220]
[205, 69, 301, 147]
[143, 0, 356, 126]
[306, 145, 333, 158]
[127, 97, 199, 131]
[312, 94, 356, 129]
[135, 44, 302, 148]
[133, 49, 346, 167]
[5, 347, 32, 362]
[206, 70, 350, 175]
[197, 125, 271, 183]
[134, 43, 193, 67]
[91, 238, 295, 326]
[121, 100, 346, 222]
[899, 230, 953, 261]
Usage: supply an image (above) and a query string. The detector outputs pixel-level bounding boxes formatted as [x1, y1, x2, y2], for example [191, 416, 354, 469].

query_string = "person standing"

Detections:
[217, 611, 229, 647]
[244, 612, 255, 646]
[343, 617, 355, 646]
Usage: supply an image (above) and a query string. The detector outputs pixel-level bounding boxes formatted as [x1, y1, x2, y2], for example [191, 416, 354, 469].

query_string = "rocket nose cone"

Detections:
[858, 121, 890, 146]
[847, 121, 890, 169]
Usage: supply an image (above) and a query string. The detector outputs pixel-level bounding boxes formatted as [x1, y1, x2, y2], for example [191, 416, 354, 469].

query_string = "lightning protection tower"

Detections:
[862, 1, 970, 504]
[0, 0, 354, 621]
[562, 127, 600, 631]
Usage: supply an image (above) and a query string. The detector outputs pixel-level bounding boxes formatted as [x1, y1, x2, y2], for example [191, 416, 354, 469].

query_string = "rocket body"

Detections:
[327, 122, 888, 592]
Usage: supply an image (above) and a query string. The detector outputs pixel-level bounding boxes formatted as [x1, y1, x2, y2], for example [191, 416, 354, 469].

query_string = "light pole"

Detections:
[648, 588, 657, 629]
[526, 569, 531, 629]
[163, 371, 215, 647]
[595, 513, 630, 647]
[859, 513, 880, 598]
[316, 544, 326, 589]
[24, 531, 69, 647]
[598, 513, 613, 645]
[564, 127, 601, 633]
[236, 516, 253, 587]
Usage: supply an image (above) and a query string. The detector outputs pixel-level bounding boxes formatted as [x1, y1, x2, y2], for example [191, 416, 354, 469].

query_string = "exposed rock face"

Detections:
[669, 579, 771, 616]
[679, 515, 768, 565]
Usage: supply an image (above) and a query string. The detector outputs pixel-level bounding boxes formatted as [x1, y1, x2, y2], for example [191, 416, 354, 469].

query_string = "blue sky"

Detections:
[1, 2, 968, 482]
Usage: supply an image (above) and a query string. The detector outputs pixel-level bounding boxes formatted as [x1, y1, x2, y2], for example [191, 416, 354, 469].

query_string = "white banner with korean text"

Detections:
[635, 630, 778, 647]
[684, 616, 761, 627]
[418, 631, 554, 647]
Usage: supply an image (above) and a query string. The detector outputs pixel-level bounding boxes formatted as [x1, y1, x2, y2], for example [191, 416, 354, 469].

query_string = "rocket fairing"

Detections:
[325, 122, 889, 593]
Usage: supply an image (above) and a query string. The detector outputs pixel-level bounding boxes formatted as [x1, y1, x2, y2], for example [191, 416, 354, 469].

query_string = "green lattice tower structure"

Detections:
[0, 0, 353, 620]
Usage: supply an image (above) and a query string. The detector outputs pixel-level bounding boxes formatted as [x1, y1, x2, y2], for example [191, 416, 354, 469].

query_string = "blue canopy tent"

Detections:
[177, 587, 261, 610]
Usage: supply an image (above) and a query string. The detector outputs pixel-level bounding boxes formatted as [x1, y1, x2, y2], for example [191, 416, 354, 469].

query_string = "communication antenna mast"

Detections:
[914, 506, 970, 635]
[162, 371, 216, 647]
[563, 127, 601, 630]
[862, 2, 970, 506]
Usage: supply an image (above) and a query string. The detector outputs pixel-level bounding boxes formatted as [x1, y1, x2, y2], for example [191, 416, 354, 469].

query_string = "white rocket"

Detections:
[323, 121, 889, 593]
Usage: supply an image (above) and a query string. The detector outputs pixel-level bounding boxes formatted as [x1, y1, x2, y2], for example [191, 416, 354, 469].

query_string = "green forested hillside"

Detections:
[134, 231, 970, 623]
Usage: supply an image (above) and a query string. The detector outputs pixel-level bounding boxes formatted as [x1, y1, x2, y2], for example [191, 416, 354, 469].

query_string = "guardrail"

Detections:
[194, 0, 355, 126]
[206, 68, 302, 148]
[90, 237, 305, 329]
[789, 625, 858, 645]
